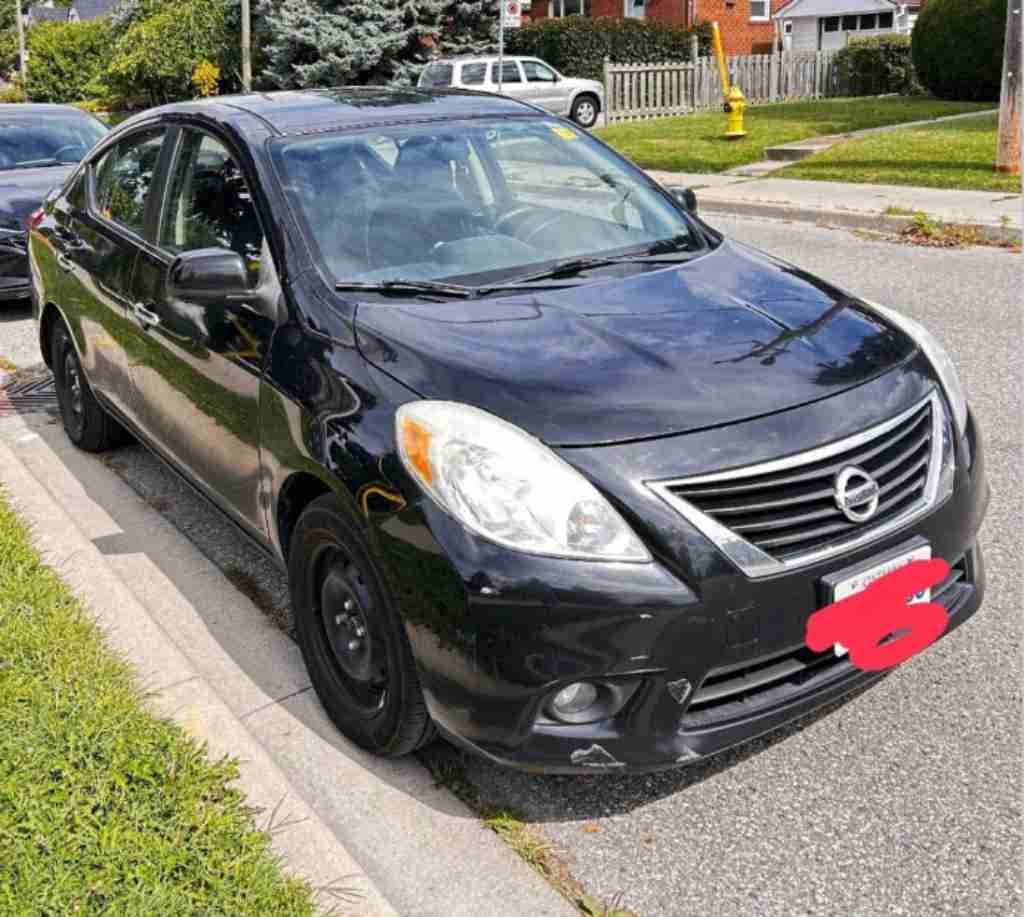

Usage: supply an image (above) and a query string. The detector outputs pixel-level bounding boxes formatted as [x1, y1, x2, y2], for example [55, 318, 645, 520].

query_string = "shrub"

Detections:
[24, 19, 113, 104]
[912, 0, 1005, 101]
[192, 60, 221, 98]
[0, 82, 25, 103]
[101, 0, 232, 105]
[834, 35, 921, 96]
[506, 17, 712, 82]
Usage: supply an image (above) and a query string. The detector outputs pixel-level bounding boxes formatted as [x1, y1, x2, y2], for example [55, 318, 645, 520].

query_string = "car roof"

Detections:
[429, 56, 536, 63]
[119, 87, 536, 137]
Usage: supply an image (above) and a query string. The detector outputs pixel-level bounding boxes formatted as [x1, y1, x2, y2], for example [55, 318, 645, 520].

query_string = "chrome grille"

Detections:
[649, 393, 947, 577]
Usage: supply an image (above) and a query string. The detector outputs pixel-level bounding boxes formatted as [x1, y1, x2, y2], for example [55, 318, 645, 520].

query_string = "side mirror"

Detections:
[167, 248, 250, 303]
[670, 187, 698, 214]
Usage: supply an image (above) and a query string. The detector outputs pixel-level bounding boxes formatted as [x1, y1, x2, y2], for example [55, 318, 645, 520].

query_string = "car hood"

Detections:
[354, 240, 917, 447]
[0, 165, 73, 233]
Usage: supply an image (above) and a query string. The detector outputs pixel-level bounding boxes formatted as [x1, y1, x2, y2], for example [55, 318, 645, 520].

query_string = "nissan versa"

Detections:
[29, 90, 987, 773]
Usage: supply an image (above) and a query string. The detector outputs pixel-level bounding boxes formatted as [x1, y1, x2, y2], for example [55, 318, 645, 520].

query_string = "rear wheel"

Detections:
[50, 319, 129, 452]
[289, 493, 436, 756]
[571, 94, 599, 128]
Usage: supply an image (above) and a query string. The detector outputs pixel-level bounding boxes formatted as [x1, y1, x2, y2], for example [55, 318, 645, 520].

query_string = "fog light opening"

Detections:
[551, 681, 599, 718]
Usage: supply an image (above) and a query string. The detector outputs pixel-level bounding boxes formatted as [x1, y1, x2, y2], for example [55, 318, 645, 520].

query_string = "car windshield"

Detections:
[273, 117, 705, 288]
[0, 114, 107, 171]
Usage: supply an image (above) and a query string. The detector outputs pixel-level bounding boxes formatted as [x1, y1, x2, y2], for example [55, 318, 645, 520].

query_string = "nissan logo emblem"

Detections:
[834, 466, 881, 523]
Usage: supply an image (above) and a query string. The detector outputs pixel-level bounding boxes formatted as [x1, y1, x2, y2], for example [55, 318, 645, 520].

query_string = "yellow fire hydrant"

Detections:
[711, 21, 747, 140]
[723, 85, 747, 139]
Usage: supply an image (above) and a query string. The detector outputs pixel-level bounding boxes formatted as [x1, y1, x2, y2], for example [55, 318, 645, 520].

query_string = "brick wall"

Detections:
[528, 0, 786, 55]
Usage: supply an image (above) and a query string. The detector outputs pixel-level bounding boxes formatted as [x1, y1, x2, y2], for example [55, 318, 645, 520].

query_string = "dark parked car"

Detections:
[1, 103, 107, 303]
[30, 89, 987, 774]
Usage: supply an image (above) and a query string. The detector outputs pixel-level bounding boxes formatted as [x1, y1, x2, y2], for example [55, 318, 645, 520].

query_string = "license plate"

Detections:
[828, 544, 932, 657]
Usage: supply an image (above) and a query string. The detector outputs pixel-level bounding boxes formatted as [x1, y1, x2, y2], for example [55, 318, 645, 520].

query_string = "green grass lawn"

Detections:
[780, 112, 1020, 193]
[0, 495, 317, 916]
[596, 97, 995, 174]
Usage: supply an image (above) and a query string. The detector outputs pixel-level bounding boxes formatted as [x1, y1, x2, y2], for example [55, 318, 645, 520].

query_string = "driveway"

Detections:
[1, 218, 1019, 916]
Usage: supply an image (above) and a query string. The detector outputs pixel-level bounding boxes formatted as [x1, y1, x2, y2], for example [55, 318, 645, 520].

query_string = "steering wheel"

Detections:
[53, 144, 85, 163]
[522, 213, 571, 248]
[494, 206, 538, 237]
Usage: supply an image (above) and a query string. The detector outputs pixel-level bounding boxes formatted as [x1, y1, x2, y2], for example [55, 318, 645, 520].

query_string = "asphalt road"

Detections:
[2, 218, 1019, 916]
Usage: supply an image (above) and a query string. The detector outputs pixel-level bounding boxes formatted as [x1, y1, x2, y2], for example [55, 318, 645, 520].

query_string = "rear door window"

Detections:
[93, 128, 166, 237]
[491, 62, 523, 84]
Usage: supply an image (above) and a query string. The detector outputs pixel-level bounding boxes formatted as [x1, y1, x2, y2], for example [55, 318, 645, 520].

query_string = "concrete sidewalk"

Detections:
[0, 406, 574, 917]
[647, 170, 1022, 243]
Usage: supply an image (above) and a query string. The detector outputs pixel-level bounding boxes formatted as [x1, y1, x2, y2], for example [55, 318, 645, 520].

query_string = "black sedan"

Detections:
[1, 103, 107, 304]
[29, 89, 987, 773]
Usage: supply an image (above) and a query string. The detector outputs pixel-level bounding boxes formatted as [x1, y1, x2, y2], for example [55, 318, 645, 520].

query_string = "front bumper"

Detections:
[374, 373, 989, 774]
[0, 235, 29, 303]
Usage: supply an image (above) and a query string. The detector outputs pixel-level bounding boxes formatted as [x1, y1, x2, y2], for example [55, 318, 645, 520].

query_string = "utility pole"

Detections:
[996, 0, 1021, 173]
[241, 0, 252, 93]
[15, 0, 26, 85]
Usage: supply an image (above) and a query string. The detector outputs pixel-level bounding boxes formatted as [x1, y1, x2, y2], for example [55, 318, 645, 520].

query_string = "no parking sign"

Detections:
[502, 1, 522, 28]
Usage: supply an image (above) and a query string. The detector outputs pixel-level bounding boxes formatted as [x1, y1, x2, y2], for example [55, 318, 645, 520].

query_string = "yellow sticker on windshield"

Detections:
[550, 126, 578, 140]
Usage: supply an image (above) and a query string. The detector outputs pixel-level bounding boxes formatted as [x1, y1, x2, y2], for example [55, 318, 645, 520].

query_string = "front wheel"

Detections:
[288, 493, 436, 756]
[570, 94, 600, 128]
[51, 319, 129, 452]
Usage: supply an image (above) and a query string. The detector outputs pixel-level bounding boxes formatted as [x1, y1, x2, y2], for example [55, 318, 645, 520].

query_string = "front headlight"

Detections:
[396, 401, 650, 562]
[865, 300, 968, 437]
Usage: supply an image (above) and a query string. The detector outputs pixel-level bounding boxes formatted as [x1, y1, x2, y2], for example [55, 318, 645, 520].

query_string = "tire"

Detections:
[570, 94, 599, 128]
[289, 493, 436, 756]
[50, 319, 129, 453]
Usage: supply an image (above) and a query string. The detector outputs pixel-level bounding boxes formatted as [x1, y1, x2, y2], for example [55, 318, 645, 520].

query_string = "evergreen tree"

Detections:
[257, 0, 447, 89]
[435, 1, 498, 59]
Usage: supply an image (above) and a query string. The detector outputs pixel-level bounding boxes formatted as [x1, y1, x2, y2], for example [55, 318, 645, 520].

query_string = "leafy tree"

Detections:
[257, 0, 447, 89]
[25, 19, 112, 103]
[100, 0, 232, 104]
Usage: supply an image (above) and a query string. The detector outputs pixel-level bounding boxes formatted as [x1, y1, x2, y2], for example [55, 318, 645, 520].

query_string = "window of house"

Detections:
[859, 13, 877, 28]
[878, 10, 893, 27]
[93, 128, 165, 236]
[522, 61, 557, 83]
[460, 62, 487, 85]
[823, 16, 840, 31]
[750, 0, 769, 21]
[784, 20, 793, 33]
[842, 14, 858, 29]
[549, 0, 591, 17]
[159, 131, 266, 286]
[491, 62, 522, 83]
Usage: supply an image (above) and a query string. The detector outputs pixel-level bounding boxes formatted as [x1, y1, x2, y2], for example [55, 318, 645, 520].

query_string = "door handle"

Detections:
[132, 302, 161, 330]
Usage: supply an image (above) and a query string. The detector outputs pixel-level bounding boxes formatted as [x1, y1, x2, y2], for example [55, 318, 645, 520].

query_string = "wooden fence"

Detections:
[603, 51, 844, 124]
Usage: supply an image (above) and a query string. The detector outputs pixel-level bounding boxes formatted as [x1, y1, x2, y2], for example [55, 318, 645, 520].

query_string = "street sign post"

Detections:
[497, 1, 522, 94]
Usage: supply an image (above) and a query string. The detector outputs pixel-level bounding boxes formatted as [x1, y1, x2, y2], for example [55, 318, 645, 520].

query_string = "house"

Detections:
[773, 0, 922, 51]
[527, 0, 791, 56]
[26, 0, 118, 26]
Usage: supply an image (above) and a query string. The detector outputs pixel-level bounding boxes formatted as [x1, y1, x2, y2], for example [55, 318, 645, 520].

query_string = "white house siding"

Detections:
[790, 17, 820, 51]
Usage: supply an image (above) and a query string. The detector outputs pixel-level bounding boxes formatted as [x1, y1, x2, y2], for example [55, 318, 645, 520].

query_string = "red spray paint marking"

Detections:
[806, 559, 951, 672]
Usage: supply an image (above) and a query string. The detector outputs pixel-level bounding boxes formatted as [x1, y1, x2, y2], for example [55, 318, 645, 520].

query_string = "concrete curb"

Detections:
[689, 196, 1022, 246]
[0, 437, 399, 917]
[0, 413, 576, 917]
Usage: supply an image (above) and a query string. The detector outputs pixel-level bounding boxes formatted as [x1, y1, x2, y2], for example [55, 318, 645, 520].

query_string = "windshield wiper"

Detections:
[478, 247, 699, 293]
[335, 279, 475, 298]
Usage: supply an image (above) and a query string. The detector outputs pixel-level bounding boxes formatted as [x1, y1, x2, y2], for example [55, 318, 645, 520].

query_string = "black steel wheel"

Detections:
[50, 319, 129, 452]
[289, 493, 436, 755]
